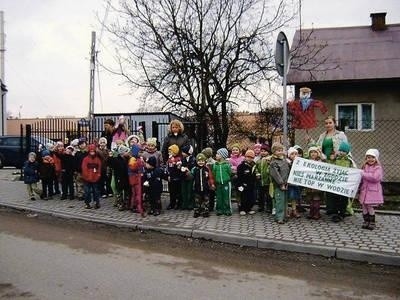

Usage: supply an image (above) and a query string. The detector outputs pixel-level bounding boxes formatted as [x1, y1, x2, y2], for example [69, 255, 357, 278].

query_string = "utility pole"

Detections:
[88, 31, 96, 120]
[0, 11, 4, 81]
[0, 11, 7, 135]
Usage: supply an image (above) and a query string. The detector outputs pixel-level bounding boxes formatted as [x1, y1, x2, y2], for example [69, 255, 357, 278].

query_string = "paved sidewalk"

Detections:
[1, 169, 400, 266]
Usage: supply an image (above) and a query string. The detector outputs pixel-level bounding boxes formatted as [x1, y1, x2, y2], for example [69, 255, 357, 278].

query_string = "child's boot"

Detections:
[291, 201, 300, 218]
[307, 204, 315, 219]
[314, 200, 321, 219]
[367, 214, 376, 230]
[362, 214, 369, 229]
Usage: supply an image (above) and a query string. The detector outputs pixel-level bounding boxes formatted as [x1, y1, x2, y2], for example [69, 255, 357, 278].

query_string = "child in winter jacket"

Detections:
[81, 144, 102, 209]
[180, 145, 196, 210]
[143, 156, 164, 216]
[237, 150, 257, 216]
[39, 150, 56, 200]
[166, 144, 182, 210]
[60, 145, 76, 200]
[128, 145, 145, 215]
[255, 144, 272, 213]
[141, 137, 163, 167]
[269, 143, 290, 224]
[191, 153, 215, 218]
[23, 152, 41, 200]
[305, 146, 324, 220]
[201, 147, 216, 211]
[287, 147, 301, 218]
[359, 149, 384, 230]
[327, 141, 357, 222]
[108, 145, 131, 211]
[212, 148, 232, 216]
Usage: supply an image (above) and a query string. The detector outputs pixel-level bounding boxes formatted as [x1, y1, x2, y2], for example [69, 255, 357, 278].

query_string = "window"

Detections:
[7, 137, 21, 146]
[336, 103, 374, 131]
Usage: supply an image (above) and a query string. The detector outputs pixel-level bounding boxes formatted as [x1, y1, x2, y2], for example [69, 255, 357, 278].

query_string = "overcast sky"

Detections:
[1, 0, 400, 118]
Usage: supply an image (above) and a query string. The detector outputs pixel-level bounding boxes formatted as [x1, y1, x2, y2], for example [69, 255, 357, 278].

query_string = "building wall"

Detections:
[293, 81, 400, 182]
[6, 118, 81, 136]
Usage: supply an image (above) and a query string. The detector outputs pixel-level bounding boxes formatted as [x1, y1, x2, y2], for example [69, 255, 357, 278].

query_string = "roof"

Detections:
[287, 24, 400, 84]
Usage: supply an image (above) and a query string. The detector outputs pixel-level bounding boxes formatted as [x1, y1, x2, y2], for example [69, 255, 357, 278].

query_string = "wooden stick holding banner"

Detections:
[288, 157, 362, 198]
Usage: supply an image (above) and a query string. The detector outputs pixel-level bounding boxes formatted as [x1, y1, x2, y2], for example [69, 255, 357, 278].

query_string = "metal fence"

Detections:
[20, 116, 400, 207]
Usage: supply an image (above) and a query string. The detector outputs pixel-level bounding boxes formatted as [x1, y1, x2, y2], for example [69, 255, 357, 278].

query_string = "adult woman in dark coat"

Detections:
[161, 119, 190, 163]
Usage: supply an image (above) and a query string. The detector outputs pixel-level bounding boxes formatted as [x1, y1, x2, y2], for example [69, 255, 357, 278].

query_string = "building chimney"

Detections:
[370, 12, 387, 31]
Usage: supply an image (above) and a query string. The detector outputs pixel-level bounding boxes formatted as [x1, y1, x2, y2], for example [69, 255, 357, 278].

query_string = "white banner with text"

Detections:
[287, 157, 362, 198]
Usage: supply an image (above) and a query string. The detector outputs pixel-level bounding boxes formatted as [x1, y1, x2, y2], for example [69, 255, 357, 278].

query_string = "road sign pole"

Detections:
[282, 39, 288, 148]
[275, 31, 290, 149]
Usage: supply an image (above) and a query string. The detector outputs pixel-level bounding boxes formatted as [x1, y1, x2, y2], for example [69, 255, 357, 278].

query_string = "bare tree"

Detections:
[102, 0, 297, 148]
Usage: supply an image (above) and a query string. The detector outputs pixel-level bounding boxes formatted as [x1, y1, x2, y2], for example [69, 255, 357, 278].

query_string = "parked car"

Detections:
[0, 135, 54, 168]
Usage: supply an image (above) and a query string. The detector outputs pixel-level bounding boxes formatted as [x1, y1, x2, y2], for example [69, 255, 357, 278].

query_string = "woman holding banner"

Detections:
[307, 115, 348, 161]
[307, 115, 349, 216]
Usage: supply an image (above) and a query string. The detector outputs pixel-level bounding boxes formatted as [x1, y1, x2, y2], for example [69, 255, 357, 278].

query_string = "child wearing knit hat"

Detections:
[191, 153, 215, 218]
[141, 137, 163, 168]
[213, 148, 233, 216]
[237, 149, 257, 215]
[128, 145, 145, 216]
[228, 144, 244, 209]
[269, 142, 290, 223]
[143, 156, 164, 216]
[81, 144, 102, 209]
[23, 152, 41, 200]
[255, 143, 273, 213]
[253, 143, 262, 162]
[305, 145, 324, 220]
[217, 147, 229, 160]
[166, 144, 183, 210]
[326, 141, 357, 223]
[180, 145, 196, 210]
[287, 147, 301, 218]
[359, 149, 383, 230]
[201, 147, 216, 211]
[228, 143, 244, 175]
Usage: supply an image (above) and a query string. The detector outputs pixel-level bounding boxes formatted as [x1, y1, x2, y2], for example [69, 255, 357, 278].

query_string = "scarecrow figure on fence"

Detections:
[288, 87, 328, 131]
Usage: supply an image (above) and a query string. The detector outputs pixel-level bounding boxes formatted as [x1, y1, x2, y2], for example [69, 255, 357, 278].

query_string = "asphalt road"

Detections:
[0, 209, 399, 300]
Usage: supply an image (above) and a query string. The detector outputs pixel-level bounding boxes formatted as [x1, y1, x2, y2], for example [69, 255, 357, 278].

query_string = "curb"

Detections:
[257, 239, 336, 258]
[336, 248, 400, 266]
[192, 230, 258, 247]
[1, 202, 399, 266]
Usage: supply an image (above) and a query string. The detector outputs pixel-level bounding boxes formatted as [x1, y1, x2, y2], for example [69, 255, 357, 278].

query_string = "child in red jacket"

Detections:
[81, 144, 102, 209]
[128, 144, 145, 216]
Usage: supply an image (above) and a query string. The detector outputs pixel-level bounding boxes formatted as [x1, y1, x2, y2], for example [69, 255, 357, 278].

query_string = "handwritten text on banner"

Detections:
[287, 157, 362, 198]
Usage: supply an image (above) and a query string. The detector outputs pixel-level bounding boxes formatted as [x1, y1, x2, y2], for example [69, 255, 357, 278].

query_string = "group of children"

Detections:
[22, 126, 384, 230]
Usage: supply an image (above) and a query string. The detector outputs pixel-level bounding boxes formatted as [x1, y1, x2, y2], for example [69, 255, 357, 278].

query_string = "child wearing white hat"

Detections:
[358, 149, 384, 230]
[287, 147, 301, 218]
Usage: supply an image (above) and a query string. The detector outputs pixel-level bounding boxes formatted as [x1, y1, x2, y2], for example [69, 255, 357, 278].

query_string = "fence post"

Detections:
[25, 124, 32, 157]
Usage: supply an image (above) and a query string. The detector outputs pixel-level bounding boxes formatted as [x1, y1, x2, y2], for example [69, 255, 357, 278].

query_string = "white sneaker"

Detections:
[239, 211, 246, 216]
[272, 208, 276, 215]
[248, 210, 256, 215]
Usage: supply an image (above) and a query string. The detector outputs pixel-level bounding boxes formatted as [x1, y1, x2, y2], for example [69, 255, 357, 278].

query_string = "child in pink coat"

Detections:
[359, 149, 384, 230]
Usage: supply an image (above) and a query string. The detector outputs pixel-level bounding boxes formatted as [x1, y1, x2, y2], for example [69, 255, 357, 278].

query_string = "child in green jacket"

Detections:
[212, 148, 232, 216]
[255, 144, 272, 213]
[327, 141, 356, 222]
